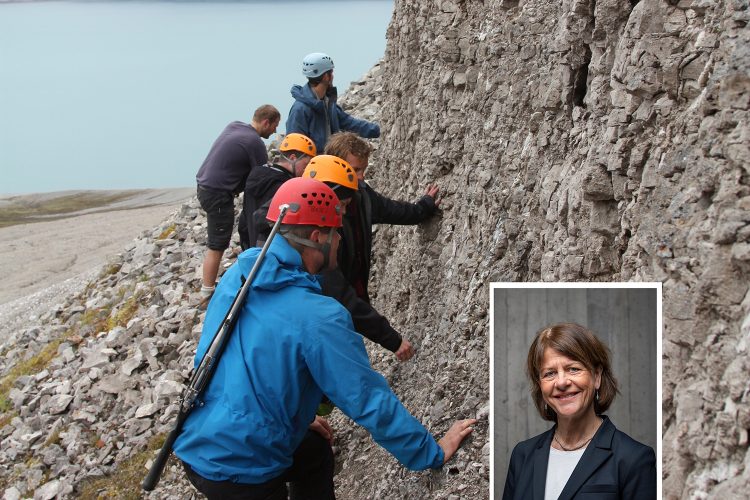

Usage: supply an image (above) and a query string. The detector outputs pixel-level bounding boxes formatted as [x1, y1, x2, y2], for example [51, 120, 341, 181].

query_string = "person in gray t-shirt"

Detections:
[195, 104, 280, 306]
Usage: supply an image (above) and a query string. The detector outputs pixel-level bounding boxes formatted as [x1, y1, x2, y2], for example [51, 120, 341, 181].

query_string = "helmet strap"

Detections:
[283, 229, 335, 271]
[279, 153, 298, 175]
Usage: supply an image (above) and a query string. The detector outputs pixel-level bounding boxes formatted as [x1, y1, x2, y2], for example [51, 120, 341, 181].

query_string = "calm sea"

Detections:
[0, 0, 393, 194]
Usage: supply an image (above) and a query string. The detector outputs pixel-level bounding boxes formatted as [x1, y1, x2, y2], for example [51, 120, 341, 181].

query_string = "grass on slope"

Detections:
[77, 432, 168, 500]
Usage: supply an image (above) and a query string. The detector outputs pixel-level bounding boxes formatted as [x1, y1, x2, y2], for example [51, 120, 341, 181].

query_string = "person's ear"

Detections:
[308, 228, 323, 243]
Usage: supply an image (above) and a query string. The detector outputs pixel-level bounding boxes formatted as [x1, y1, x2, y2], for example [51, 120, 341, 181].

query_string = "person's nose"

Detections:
[554, 370, 571, 388]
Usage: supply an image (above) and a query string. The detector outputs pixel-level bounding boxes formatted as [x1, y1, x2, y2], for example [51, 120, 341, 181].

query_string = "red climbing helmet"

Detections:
[266, 177, 342, 228]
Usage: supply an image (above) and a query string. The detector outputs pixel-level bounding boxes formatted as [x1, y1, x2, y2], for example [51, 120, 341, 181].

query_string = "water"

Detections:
[0, 0, 393, 194]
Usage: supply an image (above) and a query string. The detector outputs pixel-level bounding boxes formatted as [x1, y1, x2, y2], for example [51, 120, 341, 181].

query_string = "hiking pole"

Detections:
[142, 203, 292, 492]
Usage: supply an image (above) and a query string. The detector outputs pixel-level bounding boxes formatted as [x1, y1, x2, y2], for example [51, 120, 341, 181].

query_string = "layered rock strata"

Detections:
[355, 0, 748, 498]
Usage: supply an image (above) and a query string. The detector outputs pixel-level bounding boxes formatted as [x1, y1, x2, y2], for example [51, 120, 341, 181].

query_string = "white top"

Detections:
[544, 446, 586, 500]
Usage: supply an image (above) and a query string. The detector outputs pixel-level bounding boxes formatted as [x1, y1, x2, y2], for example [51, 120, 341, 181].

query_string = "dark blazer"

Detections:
[502, 416, 656, 500]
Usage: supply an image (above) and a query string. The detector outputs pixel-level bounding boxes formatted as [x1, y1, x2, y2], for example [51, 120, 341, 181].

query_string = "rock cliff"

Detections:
[354, 0, 748, 498]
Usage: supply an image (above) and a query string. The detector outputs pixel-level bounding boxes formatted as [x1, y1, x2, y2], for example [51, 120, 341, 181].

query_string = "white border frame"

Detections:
[488, 282, 663, 498]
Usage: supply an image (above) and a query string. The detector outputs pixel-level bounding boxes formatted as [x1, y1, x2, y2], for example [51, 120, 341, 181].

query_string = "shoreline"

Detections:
[0, 188, 194, 227]
[0, 189, 195, 334]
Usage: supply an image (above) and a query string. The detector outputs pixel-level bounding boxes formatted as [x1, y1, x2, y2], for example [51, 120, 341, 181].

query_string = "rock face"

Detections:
[343, 0, 747, 498]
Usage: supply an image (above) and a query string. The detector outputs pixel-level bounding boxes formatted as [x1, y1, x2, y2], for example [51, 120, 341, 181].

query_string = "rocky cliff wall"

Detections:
[344, 0, 748, 498]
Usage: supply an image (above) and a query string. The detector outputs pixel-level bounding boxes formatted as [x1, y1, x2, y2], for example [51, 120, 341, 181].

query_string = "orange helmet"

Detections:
[266, 177, 342, 228]
[302, 155, 358, 191]
[280, 133, 316, 157]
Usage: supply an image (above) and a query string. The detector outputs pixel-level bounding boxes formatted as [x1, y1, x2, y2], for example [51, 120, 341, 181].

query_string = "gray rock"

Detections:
[154, 379, 183, 401]
[2, 487, 21, 500]
[33, 480, 61, 500]
[135, 403, 160, 418]
[8, 388, 25, 410]
[95, 374, 130, 395]
[46, 395, 73, 415]
[80, 347, 111, 371]
[24, 467, 44, 491]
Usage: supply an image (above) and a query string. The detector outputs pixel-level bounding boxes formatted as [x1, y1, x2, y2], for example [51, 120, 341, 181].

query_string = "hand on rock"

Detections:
[395, 338, 415, 361]
[425, 184, 441, 207]
[438, 419, 477, 464]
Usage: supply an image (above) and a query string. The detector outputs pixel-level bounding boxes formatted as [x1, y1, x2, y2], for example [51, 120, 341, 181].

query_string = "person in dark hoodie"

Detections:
[245, 154, 405, 361]
[301, 155, 414, 361]
[286, 52, 380, 153]
[238, 133, 316, 249]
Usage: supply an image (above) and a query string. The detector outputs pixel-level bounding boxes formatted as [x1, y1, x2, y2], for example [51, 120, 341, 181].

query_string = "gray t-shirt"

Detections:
[196, 121, 268, 194]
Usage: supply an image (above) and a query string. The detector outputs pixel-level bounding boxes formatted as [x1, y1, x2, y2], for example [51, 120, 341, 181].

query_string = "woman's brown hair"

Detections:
[526, 322, 619, 421]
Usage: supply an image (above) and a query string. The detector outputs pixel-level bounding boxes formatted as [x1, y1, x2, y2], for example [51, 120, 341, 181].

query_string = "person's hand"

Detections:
[394, 338, 415, 361]
[425, 184, 440, 207]
[438, 419, 477, 463]
[309, 415, 334, 446]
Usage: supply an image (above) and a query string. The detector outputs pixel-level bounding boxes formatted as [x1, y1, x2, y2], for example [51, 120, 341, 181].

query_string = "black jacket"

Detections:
[319, 182, 437, 353]
[339, 182, 438, 300]
[502, 416, 656, 500]
[320, 268, 403, 352]
[238, 163, 293, 250]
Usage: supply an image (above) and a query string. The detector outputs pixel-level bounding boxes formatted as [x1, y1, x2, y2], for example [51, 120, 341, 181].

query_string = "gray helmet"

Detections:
[302, 52, 334, 78]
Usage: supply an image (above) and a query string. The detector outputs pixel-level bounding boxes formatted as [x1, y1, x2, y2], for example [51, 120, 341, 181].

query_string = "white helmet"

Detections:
[302, 52, 334, 78]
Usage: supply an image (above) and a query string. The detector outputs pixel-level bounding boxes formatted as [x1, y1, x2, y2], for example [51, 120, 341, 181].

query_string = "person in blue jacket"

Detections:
[286, 52, 380, 153]
[173, 177, 475, 499]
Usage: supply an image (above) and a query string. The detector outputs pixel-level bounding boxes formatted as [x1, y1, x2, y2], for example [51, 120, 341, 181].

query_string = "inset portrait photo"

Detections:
[490, 283, 661, 500]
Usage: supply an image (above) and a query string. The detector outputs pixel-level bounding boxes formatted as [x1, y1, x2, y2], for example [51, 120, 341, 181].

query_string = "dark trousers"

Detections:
[183, 430, 335, 500]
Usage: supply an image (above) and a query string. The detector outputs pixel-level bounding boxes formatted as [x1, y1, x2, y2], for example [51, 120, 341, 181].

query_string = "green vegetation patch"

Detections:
[0, 191, 140, 228]
[0, 410, 17, 431]
[77, 433, 167, 500]
[44, 426, 63, 447]
[107, 290, 142, 331]
[99, 262, 122, 278]
[157, 223, 176, 240]
[0, 337, 68, 413]
[0, 284, 141, 421]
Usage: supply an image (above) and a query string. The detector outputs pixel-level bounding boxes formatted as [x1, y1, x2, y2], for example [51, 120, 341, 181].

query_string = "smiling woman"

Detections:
[491, 285, 660, 499]
[529, 324, 617, 428]
[503, 322, 656, 500]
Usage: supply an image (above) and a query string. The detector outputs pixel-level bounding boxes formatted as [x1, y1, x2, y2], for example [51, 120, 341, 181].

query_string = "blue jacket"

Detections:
[173, 237, 443, 484]
[287, 83, 380, 152]
[502, 416, 656, 500]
